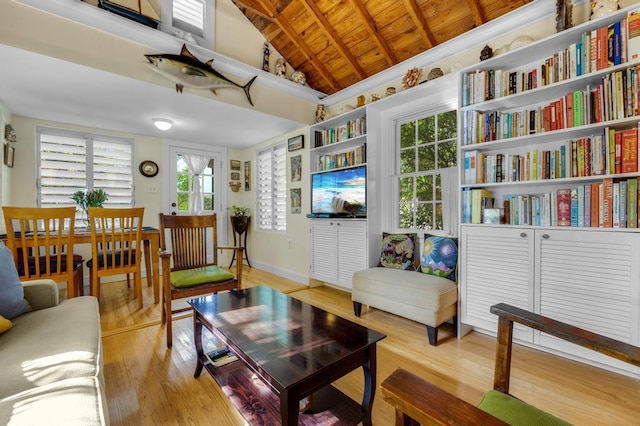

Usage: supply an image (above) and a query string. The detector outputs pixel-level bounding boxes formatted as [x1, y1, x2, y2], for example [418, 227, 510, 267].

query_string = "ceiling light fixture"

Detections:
[152, 118, 173, 131]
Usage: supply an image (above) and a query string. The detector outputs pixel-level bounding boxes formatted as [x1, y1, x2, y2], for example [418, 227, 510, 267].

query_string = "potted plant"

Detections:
[71, 189, 109, 228]
[229, 205, 250, 232]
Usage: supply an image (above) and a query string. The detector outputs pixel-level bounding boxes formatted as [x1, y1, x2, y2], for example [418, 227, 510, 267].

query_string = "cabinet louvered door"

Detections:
[336, 220, 367, 289]
[536, 230, 640, 374]
[310, 221, 338, 283]
[460, 226, 534, 342]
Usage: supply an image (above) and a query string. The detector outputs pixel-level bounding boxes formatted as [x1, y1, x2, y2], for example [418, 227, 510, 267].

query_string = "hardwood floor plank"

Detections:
[100, 269, 640, 425]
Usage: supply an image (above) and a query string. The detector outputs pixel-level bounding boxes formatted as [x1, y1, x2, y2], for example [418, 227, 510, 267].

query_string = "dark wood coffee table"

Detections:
[188, 285, 386, 425]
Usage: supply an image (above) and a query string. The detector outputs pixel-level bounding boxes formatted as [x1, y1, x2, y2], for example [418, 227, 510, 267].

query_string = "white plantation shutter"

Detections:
[173, 0, 205, 36]
[257, 143, 287, 232]
[38, 128, 133, 210]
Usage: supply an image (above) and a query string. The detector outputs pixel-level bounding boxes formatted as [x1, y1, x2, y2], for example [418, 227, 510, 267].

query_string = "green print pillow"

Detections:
[420, 234, 458, 281]
[378, 233, 418, 270]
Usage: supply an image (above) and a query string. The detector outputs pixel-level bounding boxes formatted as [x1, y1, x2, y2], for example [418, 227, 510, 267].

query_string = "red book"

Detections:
[621, 128, 638, 173]
[590, 182, 600, 227]
[603, 177, 614, 227]
[615, 131, 623, 174]
[557, 189, 572, 226]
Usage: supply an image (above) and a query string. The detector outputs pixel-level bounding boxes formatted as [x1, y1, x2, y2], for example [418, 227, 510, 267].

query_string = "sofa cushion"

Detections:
[420, 234, 458, 281]
[378, 233, 418, 270]
[0, 377, 108, 426]
[0, 297, 101, 399]
[0, 316, 12, 334]
[0, 241, 31, 319]
[478, 389, 571, 425]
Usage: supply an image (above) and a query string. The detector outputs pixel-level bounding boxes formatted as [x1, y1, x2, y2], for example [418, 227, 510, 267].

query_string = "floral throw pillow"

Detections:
[378, 233, 418, 270]
[420, 234, 458, 281]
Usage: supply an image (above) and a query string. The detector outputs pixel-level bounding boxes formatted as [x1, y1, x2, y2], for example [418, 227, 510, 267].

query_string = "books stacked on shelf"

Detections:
[461, 65, 640, 145]
[462, 188, 493, 224]
[313, 116, 366, 147]
[495, 177, 640, 228]
[462, 125, 639, 184]
[204, 347, 238, 368]
[317, 144, 366, 171]
[461, 11, 639, 107]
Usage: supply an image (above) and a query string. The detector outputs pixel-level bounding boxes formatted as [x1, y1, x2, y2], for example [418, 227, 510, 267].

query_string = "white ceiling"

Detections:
[0, 43, 306, 148]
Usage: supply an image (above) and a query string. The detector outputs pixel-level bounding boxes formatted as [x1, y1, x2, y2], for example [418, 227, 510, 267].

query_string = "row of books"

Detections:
[463, 126, 640, 184]
[464, 177, 640, 228]
[316, 144, 366, 171]
[461, 9, 640, 106]
[313, 116, 367, 148]
[462, 65, 640, 145]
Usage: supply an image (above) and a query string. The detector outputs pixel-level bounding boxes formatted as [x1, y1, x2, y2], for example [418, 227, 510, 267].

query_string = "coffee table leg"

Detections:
[361, 345, 377, 426]
[280, 390, 299, 426]
[193, 314, 205, 378]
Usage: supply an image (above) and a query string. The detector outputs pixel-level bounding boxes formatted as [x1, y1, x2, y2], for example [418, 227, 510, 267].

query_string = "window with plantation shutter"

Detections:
[37, 128, 134, 214]
[257, 143, 287, 232]
[173, 0, 205, 37]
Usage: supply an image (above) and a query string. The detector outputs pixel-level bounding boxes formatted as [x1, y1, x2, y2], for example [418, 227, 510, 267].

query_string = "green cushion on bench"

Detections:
[170, 266, 235, 288]
[478, 390, 571, 426]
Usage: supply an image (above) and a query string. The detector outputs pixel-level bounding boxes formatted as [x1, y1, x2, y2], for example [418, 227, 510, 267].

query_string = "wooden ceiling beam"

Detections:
[402, 0, 437, 48]
[231, 0, 273, 21]
[300, 0, 367, 80]
[466, 0, 486, 27]
[256, 0, 340, 91]
[349, 0, 397, 67]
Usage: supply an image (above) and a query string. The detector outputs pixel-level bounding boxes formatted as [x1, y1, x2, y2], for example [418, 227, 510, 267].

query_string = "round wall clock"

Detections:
[139, 160, 159, 177]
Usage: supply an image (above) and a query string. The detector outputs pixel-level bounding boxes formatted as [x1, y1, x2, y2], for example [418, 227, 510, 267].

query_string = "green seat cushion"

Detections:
[478, 390, 571, 426]
[171, 266, 235, 288]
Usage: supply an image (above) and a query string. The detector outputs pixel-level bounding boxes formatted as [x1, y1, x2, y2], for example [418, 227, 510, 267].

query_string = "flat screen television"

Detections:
[311, 166, 366, 217]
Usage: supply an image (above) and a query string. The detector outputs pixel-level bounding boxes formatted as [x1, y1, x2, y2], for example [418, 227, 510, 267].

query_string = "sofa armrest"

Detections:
[22, 279, 60, 311]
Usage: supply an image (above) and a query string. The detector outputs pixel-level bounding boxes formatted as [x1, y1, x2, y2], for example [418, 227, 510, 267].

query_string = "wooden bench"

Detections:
[380, 303, 640, 425]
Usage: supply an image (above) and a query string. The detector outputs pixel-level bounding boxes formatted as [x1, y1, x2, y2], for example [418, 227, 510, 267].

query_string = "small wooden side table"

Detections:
[229, 215, 251, 268]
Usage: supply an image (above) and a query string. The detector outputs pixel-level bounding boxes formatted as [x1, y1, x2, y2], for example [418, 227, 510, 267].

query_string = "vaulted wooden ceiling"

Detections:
[233, 0, 532, 95]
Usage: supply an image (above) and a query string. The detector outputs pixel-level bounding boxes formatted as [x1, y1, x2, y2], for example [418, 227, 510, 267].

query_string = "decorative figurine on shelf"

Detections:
[555, 0, 573, 32]
[262, 42, 270, 72]
[356, 95, 366, 107]
[427, 68, 444, 81]
[480, 45, 493, 61]
[275, 57, 287, 78]
[402, 67, 422, 89]
[590, 0, 618, 20]
[370, 93, 380, 102]
[291, 70, 306, 85]
[385, 87, 396, 97]
[315, 104, 326, 123]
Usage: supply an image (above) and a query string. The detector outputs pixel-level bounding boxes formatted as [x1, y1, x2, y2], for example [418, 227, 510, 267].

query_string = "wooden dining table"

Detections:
[1, 227, 161, 302]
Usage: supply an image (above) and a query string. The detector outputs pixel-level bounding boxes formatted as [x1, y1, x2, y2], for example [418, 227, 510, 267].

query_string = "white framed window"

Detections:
[161, 0, 214, 50]
[37, 127, 134, 214]
[396, 109, 457, 230]
[257, 143, 287, 232]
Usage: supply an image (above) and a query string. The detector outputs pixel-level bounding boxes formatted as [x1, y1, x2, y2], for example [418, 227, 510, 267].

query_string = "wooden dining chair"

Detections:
[87, 207, 145, 309]
[2, 206, 84, 299]
[159, 213, 243, 348]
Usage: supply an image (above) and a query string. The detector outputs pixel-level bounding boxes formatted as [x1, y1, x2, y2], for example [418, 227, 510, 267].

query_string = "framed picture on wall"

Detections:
[230, 160, 241, 170]
[230, 172, 240, 181]
[290, 188, 301, 213]
[290, 154, 301, 182]
[4, 143, 14, 168]
[244, 161, 251, 191]
[288, 135, 304, 152]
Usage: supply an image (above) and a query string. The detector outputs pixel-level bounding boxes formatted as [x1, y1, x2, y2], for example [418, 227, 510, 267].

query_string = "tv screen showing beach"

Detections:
[312, 166, 366, 215]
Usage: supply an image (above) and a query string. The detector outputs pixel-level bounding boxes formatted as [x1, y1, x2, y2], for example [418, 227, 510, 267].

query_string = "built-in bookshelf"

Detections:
[457, 6, 640, 377]
[310, 107, 367, 173]
[459, 5, 640, 230]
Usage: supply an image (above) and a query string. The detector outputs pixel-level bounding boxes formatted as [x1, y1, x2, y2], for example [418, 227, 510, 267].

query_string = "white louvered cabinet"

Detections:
[309, 219, 367, 290]
[461, 225, 640, 374]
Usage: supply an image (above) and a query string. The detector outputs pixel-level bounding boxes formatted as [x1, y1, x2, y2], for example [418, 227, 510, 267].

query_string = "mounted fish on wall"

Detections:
[145, 44, 257, 106]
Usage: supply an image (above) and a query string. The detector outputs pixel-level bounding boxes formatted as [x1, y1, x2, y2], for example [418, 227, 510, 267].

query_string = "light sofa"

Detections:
[0, 279, 109, 425]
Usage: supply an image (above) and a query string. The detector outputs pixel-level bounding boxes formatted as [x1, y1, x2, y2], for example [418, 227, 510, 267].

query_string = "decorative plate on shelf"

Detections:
[139, 160, 159, 177]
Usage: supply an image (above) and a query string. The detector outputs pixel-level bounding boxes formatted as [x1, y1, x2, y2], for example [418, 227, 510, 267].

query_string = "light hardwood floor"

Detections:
[98, 268, 640, 425]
